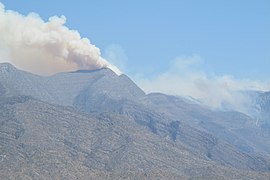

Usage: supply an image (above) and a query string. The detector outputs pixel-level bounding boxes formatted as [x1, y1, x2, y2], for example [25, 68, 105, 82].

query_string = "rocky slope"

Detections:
[1, 63, 270, 179]
[0, 95, 269, 179]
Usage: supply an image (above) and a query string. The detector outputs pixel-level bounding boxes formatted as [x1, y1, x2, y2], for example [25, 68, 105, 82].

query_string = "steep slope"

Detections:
[0, 63, 270, 174]
[144, 93, 270, 154]
[236, 90, 270, 128]
[256, 91, 270, 126]
[0, 95, 269, 179]
[0, 63, 55, 102]
[43, 68, 142, 106]
[70, 75, 270, 171]
[0, 63, 145, 106]
[73, 75, 145, 113]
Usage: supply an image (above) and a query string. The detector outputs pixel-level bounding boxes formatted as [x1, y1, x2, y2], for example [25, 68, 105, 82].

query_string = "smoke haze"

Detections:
[134, 55, 270, 113]
[0, 2, 121, 76]
[1, 2, 269, 115]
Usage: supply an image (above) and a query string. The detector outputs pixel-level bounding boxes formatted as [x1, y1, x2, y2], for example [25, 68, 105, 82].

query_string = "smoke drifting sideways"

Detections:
[0, 3, 121, 76]
[135, 55, 270, 115]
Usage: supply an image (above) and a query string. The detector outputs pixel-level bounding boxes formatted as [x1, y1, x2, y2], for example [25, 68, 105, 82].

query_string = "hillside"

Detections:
[0, 63, 270, 179]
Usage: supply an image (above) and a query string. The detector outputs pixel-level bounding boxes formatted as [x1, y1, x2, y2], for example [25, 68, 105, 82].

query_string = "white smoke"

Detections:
[0, 2, 121, 76]
[134, 55, 270, 113]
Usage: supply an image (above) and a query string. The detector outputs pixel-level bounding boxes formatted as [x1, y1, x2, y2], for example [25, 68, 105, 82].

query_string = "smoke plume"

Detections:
[0, 2, 121, 75]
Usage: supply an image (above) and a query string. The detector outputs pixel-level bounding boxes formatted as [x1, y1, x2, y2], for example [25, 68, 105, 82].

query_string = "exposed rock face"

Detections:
[0, 63, 270, 179]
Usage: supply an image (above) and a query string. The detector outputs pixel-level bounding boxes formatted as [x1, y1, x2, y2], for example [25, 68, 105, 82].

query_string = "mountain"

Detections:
[233, 90, 270, 138]
[255, 91, 270, 123]
[1, 95, 269, 179]
[0, 63, 54, 100]
[144, 93, 270, 154]
[0, 63, 145, 106]
[250, 91, 270, 137]
[0, 63, 270, 179]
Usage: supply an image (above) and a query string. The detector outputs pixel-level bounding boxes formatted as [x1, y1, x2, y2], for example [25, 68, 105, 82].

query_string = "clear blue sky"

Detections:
[1, 0, 270, 79]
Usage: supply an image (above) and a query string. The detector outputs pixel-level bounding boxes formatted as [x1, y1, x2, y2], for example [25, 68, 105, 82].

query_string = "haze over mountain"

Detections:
[0, 1, 270, 179]
[0, 62, 270, 179]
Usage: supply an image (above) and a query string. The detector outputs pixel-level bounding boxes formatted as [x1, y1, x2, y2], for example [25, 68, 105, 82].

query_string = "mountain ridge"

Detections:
[0, 62, 270, 179]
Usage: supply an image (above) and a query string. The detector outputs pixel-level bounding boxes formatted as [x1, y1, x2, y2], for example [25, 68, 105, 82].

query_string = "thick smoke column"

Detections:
[0, 3, 121, 75]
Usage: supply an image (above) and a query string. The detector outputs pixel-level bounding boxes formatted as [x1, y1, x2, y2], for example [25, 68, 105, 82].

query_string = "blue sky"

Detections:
[1, 0, 270, 80]
[1, 0, 270, 110]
